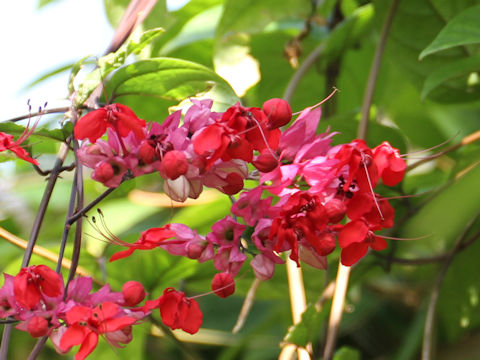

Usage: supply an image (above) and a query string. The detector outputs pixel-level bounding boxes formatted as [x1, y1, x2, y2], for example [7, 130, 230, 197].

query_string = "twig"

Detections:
[407, 129, 480, 172]
[232, 278, 262, 333]
[149, 315, 201, 360]
[67, 187, 116, 225]
[357, 0, 402, 140]
[0, 139, 71, 360]
[375, 228, 480, 266]
[422, 215, 480, 360]
[0, 226, 100, 283]
[283, 43, 326, 103]
[1, 106, 76, 123]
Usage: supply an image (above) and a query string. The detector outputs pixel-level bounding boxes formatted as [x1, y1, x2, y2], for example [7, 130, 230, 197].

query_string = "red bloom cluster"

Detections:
[0, 265, 203, 359]
[74, 97, 406, 345]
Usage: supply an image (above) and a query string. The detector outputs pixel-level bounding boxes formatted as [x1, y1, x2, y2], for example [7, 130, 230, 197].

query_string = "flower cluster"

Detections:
[0, 265, 202, 360]
[80, 100, 406, 290]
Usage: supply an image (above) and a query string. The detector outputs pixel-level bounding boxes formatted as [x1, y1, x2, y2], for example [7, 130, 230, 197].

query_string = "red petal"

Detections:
[60, 324, 90, 350]
[341, 242, 369, 266]
[75, 331, 98, 360]
[74, 109, 108, 143]
[66, 306, 91, 325]
[109, 248, 135, 262]
[193, 125, 225, 156]
[36, 265, 62, 297]
[371, 235, 388, 251]
[159, 288, 185, 329]
[103, 316, 137, 333]
[338, 220, 369, 248]
[181, 298, 203, 334]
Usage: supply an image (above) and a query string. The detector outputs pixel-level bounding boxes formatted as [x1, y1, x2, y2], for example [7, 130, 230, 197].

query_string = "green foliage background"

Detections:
[2, 0, 480, 359]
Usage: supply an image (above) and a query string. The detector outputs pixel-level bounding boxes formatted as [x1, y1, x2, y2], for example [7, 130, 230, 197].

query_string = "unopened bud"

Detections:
[122, 280, 146, 307]
[263, 98, 292, 129]
[211, 272, 235, 298]
[252, 150, 278, 173]
[161, 150, 188, 180]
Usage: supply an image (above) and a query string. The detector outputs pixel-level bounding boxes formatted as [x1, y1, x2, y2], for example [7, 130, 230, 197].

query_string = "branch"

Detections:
[283, 43, 326, 103]
[1, 106, 77, 123]
[67, 187, 116, 225]
[422, 215, 480, 360]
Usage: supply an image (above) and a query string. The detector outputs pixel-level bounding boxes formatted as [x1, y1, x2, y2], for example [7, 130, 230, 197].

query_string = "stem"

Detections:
[232, 278, 262, 333]
[322, 264, 350, 360]
[422, 215, 480, 360]
[67, 139, 85, 286]
[56, 168, 79, 273]
[149, 316, 201, 360]
[1, 106, 82, 123]
[0, 140, 71, 360]
[357, 0, 402, 140]
[67, 187, 116, 225]
[283, 43, 326, 103]
[279, 258, 311, 360]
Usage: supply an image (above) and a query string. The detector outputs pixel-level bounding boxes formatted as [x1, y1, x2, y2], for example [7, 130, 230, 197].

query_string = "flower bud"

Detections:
[161, 150, 188, 180]
[211, 272, 235, 298]
[27, 316, 49, 338]
[122, 280, 146, 307]
[138, 141, 156, 164]
[93, 162, 114, 183]
[324, 198, 347, 224]
[263, 98, 292, 129]
[252, 150, 278, 173]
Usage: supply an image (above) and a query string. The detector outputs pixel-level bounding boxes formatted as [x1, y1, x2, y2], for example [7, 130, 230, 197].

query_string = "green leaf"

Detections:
[24, 62, 79, 90]
[160, 5, 222, 54]
[419, 4, 480, 59]
[421, 54, 480, 100]
[0, 122, 69, 142]
[333, 346, 361, 360]
[322, 4, 374, 66]
[217, 0, 310, 36]
[401, 163, 480, 253]
[283, 302, 330, 347]
[105, 57, 239, 110]
[74, 28, 165, 106]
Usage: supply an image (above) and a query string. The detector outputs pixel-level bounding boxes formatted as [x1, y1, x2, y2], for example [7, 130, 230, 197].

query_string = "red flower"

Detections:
[334, 140, 378, 194]
[0, 131, 39, 165]
[109, 226, 177, 262]
[60, 302, 137, 360]
[338, 220, 388, 266]
[193, 103, 280, 168]
[13, 265, 63, 309]
[373, 141, 406, 186]
[74, 103, 146, 143]
[158, 288, 203, 334]
[270, 192, 330, 265]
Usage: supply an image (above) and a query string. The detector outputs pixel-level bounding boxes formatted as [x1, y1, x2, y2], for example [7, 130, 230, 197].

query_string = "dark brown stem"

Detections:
[67, 187, 116, 225]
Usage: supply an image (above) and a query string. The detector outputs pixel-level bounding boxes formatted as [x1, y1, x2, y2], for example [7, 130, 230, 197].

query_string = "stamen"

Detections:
[292, 87, 338, 116]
